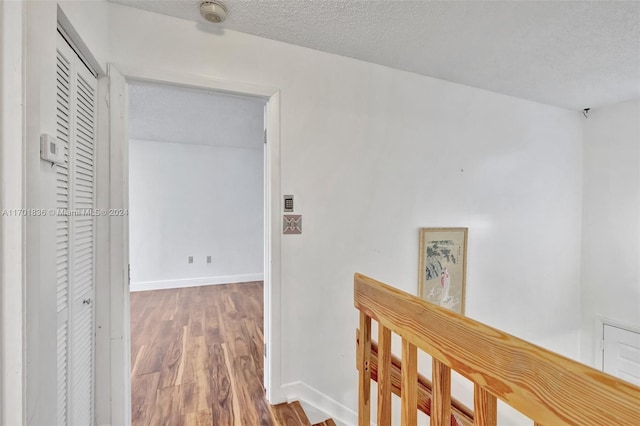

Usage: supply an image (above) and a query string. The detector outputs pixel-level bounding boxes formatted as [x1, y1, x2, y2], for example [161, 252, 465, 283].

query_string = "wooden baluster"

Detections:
[358, 313, 371, 426]
[377, 326, 392, 426]
[474, 384, 497, 426]
[401, 338, 418, 426]
[431, 359, 451, 426]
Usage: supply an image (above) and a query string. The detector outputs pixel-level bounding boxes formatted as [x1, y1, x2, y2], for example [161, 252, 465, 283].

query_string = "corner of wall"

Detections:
[57, 0, 109, 74]
[280, 381, 358, 426]
[578, 98, 640, 367]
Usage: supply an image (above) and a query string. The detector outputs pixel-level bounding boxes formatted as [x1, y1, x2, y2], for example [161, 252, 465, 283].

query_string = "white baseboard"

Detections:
[280, 381, 357, 426]
[130, 273, 264, 292]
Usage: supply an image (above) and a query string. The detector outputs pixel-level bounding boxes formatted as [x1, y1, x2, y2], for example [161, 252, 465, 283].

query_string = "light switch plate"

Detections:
[283, 215, 302, 234]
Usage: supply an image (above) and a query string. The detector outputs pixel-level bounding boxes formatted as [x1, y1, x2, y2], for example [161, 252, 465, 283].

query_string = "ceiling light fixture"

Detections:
[200, 1, 227, 23]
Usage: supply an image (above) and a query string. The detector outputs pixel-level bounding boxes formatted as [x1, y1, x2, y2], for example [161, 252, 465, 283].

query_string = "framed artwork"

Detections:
[418, 227, 468, 314]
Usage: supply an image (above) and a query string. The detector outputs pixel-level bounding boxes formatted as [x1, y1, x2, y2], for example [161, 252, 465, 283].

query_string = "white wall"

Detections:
[129, 139, 264, 290]
[15, 1, 591, 424]
[581, 99, 640, 366]
[108, 4, 584, 424]
[127, 83, 265, 290]
[58, 0, 109, 73]
[0, 1, 25, 424]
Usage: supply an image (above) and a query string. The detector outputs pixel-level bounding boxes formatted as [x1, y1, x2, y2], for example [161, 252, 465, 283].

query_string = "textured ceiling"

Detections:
[128, 82, 265, 148]
[112, 0, 640, 110]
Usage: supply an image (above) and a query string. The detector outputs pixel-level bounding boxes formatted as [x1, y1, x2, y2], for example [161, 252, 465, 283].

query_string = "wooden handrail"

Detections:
[356, 330, 474, 426]
[354, 273, 640, 425]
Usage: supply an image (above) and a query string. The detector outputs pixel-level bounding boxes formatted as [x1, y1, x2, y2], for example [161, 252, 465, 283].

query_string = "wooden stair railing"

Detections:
[354, 273, 640, 426]
[356, 331, 474, 426]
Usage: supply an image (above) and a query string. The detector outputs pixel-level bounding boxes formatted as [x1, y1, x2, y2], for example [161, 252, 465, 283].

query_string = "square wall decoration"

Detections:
[283, 215, 302, 234]
[418, 227, 468, 314]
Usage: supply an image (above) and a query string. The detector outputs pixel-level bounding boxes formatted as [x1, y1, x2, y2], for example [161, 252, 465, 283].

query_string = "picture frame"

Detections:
[418, 227, 468, 314]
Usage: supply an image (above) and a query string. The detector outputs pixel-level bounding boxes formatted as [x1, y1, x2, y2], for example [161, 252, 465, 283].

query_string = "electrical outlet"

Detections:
[207, 256, 212, 264]
[188, 256, 193, 264]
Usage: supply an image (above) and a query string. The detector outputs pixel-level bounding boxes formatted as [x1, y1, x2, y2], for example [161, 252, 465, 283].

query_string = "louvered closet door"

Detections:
[56, 34, 72, 426]
[56, 31, 97, 426]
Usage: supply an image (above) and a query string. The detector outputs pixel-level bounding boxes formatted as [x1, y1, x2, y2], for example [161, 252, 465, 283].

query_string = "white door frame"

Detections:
[0, 1, 25, 424]
[102, 64, 283, 425]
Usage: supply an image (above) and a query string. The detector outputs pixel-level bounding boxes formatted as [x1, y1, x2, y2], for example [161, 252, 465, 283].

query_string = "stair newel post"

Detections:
[377, 325, 392, 426]
[473, 384, 497, 426]
[401, 338, 418, 426]
[431, 359, 451, 426]
[358, 313, 372, 426]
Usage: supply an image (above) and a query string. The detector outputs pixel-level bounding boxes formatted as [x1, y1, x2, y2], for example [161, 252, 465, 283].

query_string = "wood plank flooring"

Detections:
[131, 282, 318, 426]
[270, 401, 311, 426]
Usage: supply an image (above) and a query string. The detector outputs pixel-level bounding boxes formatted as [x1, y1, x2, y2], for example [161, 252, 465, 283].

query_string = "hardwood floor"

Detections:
[131, 282, 316, 426]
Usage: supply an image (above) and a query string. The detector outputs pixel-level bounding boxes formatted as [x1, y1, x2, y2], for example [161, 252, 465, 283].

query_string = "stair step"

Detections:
[313, 419, 337, 426]
[271, 401, 312, 426]
[290, 401, 313, 426]
[271, 400, 336, 426]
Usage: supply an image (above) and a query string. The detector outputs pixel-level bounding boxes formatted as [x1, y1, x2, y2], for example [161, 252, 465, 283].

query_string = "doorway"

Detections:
[119, 78, 278, 423]
[102, 68, 282, 425]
